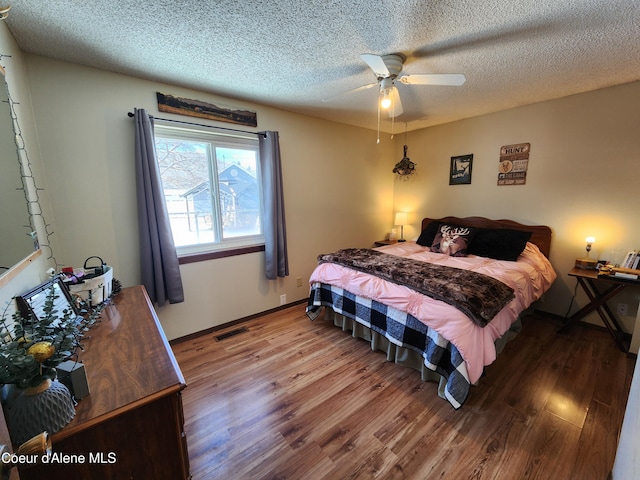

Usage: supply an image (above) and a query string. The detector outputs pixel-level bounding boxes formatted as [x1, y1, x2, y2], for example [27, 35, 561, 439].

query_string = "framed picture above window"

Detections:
[449, 154, 473, 185]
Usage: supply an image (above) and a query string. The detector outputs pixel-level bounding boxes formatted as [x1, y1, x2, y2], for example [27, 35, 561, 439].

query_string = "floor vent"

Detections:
[214, 327, 249, 341]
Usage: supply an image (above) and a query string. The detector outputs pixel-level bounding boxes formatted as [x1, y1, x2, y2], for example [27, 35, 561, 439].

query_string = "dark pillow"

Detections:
[416, 221, 443, 247]
[429, 224, 477, 257]
[467, 228, 532, 261]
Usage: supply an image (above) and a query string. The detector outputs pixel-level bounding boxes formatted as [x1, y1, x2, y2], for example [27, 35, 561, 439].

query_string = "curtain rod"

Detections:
[127, 111, 265, 137]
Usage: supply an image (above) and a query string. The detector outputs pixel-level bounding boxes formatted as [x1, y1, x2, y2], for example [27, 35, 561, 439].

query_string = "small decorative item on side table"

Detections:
[598, 264, 640, 281]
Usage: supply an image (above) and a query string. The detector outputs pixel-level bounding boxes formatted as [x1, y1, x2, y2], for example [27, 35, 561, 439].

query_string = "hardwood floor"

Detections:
[172, 304, 635, 479]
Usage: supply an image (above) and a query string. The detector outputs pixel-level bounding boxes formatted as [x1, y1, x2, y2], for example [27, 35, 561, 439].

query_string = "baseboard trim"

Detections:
[532, 308, 566, 321]
[169, 298, 307, 346]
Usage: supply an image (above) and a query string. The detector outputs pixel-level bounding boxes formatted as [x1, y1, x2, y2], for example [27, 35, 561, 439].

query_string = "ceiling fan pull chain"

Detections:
[376, 93, 381, 144]
[391, 103, 395, 139]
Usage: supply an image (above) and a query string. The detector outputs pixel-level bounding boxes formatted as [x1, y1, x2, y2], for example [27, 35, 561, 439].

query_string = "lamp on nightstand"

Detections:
[575, 236, 597, 269]
[394, 212, 408, 242]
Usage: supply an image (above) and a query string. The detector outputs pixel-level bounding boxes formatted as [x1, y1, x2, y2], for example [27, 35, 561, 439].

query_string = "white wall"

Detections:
[392, 81, 640, 329]
[0, 22, 54, 311]
[20, 54, 395, 339]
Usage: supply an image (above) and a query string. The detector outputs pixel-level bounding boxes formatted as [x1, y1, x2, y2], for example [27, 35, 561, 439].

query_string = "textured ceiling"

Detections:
[3, 0, 639, 133]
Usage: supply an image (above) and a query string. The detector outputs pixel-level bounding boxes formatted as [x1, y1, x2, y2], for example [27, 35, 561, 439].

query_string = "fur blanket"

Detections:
[318, 248, 515, 327]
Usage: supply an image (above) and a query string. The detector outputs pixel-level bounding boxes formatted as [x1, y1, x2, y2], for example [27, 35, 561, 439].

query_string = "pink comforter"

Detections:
[309, 241, 556, 384]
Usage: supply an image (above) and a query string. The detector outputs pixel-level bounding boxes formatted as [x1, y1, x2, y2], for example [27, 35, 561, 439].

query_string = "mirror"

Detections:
[0, 67, 37, 278]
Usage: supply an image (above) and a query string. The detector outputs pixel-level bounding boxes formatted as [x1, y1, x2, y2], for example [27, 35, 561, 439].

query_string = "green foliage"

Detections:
[0, 283, 102, 389]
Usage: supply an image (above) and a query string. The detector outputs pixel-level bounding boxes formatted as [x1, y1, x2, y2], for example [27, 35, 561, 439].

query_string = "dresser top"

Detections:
[54, 285, 186, 441]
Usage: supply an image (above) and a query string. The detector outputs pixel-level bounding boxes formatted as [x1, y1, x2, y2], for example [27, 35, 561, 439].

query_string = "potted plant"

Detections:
[0, 282, 100, 444]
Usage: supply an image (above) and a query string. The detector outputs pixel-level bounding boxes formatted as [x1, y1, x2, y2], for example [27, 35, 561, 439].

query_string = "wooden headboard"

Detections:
[421, 216, 552, 258]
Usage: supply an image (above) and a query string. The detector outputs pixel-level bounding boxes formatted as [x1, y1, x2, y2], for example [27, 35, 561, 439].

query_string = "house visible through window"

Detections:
[154, 122, 264, 256]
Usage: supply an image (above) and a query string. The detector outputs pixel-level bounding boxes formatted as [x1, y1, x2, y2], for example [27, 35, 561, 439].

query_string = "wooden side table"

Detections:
[560, 268, 637, 352]
[374, 240, 397, 247]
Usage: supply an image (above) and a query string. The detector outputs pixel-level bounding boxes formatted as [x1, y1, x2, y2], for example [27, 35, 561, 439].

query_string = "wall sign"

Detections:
[498, 143, 530, 185]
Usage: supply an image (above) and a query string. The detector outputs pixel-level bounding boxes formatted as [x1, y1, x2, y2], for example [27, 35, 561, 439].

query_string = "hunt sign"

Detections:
[497, 142, 530, 185]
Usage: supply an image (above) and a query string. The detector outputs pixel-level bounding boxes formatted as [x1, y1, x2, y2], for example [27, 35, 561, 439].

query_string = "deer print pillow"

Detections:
[430, 224, 477, 257]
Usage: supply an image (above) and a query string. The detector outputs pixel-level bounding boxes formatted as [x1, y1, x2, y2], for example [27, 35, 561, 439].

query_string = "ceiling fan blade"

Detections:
[360, 54, 390, 77]
[399, 73, 466, 86]
[389, 86, 403, 117]
[322, 82, 378, 102]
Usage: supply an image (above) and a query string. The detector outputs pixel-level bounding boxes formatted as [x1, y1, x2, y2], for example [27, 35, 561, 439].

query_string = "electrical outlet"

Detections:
[280, 294, 287, 306]
[617, 303, 628, 316]
[296, 277, 303, 287]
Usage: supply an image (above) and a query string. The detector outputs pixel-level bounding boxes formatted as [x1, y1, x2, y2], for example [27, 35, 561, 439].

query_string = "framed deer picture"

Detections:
[449, 154, 473, 185]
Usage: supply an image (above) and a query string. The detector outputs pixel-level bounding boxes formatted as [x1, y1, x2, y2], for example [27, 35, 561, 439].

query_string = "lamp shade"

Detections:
[394, 212, 408, 226]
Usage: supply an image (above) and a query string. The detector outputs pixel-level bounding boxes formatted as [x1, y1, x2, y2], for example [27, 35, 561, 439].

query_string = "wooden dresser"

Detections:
[0, 408, 19, 479]
[18, 285, 189, 479]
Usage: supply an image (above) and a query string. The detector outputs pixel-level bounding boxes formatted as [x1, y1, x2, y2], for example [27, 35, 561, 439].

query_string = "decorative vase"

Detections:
[6, 379, 76, 445]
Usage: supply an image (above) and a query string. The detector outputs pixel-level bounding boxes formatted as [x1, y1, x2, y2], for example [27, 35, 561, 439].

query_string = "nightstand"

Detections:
[559, 267, 636, 352]
[374, 240, 397, 247]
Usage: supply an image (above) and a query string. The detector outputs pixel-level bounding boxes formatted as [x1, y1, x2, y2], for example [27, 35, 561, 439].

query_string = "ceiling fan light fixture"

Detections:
[380, 77, 395, 110]
[360, 53, 465, 128]
[380, 88, 392, 109]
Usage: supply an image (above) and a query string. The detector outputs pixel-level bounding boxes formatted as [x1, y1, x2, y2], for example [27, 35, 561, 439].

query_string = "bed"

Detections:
[306, 216, 556, 408]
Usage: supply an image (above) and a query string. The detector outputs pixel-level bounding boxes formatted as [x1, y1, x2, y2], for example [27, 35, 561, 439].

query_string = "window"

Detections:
[154, 122, 264, 257]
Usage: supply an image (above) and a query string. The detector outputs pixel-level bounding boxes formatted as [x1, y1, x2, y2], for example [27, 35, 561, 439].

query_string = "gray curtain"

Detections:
[134, 108, 184, 305]
[259, 131, 289, 279]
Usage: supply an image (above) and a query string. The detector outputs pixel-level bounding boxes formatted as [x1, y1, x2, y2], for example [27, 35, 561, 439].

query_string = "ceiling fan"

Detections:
[334, 53, 466, 118]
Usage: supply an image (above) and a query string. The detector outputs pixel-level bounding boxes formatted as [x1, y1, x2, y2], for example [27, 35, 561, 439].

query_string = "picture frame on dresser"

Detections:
[15, 276, 78, 323]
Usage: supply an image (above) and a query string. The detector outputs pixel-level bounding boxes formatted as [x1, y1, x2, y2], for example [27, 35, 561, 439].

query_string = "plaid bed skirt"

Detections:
[306, 282, 471, 409]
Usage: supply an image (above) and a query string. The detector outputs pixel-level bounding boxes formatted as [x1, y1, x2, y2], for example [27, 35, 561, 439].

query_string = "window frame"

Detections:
[153, 121, 265, 262]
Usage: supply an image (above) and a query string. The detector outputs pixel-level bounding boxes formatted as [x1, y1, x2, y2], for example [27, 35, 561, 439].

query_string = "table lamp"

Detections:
[575, 236, 597, 269]
[394, 212, 408, 242]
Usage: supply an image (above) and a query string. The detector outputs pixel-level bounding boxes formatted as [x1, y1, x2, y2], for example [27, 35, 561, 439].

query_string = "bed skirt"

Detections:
[319, 307, 522, 404]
